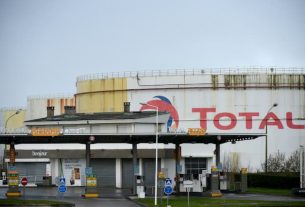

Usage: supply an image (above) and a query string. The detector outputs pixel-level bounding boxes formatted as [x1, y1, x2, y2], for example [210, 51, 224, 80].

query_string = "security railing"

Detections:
[0, 127, 29, 135]
[77, 68, 305, 81]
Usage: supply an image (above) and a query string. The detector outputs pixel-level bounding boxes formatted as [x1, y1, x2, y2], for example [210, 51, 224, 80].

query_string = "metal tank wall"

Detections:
[0, 108, 26, 131]
[123, 70, 305, 171]
[26, 96, 75, 120]
[74, 69, 305, 171]
[18, 69, 302, 171]
[75, 78, 127, 113]
[17, 96, 77, 151]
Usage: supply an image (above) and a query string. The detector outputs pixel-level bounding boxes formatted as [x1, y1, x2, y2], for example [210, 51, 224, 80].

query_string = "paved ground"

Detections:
[1, 187, 305, 206]
[0, 187, 141, 207]
[44, 197, 141, 207]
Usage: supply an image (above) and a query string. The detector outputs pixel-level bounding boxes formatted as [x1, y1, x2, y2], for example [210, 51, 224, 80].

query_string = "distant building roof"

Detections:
[25, 111, 168, 122]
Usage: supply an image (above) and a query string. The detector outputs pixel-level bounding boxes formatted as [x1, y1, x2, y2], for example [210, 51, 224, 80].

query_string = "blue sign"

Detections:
[58, 185, 67, 193]
[164, 186, 173, 195]
[59, 177, 66, 185]
[217, 163, 223, 171]
[8, 165, 16, 171]
[165, 178, 172, 186]
[85, 167, 93, 176]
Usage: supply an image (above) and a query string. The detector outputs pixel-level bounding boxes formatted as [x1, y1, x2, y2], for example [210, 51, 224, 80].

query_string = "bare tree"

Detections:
[285, 150, 300, 172]
[230, 152, 240, 173]
[222, 152, 240, 173]
[261, 150, 300, 173]
[222, 152, 241, 191]
[222, 152, 230, 172]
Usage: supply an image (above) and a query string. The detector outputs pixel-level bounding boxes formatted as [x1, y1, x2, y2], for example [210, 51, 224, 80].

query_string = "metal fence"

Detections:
[77, 68, 305, 81]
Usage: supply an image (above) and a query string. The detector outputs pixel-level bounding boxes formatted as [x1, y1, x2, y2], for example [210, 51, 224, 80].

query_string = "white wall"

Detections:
[116, 158, 122, 188]
[10, 73, 305, 173]
[128, 75, 305, 171]
[163, 158, 176, 185]
[62, 159, 86, 186]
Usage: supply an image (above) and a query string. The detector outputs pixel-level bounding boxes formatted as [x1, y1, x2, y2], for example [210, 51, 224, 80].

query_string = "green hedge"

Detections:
[247, 173, 299, 189]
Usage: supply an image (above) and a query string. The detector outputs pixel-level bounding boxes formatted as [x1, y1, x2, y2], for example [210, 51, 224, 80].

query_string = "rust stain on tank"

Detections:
[224, 75, 231, 88]
[211, 75, 218, 89]
[267, 74, 280, 88]
[283, 74, 305, 89]
[224, 75, 247, 89]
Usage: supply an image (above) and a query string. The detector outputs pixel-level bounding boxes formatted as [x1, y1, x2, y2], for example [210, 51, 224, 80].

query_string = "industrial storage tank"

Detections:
[76, 76, 127, 113]
[76, 68, 305, 170]
[0, 107, 26, 133]
[26, 95, 75, 120]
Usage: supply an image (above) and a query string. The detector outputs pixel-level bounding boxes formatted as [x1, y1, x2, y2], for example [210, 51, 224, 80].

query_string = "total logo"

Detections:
[140, 96, 179, 132]
[140, 96, 304, 131]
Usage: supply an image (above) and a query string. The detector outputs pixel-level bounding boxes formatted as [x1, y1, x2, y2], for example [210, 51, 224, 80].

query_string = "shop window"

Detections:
[185, 158, 207, 177]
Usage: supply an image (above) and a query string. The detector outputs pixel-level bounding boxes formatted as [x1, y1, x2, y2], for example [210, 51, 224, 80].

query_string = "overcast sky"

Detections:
[0, 0, 304, 108]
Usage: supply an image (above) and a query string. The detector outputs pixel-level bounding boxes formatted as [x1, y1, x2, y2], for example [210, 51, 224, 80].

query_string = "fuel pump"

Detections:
[136, 175, 145, 197]
[179, 171, 208, 193]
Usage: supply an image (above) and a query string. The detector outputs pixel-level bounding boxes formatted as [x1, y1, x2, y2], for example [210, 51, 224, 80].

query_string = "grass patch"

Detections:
[0, 199, 70, 205]
[248, 187, 293, 196]
[136, 197, 305, 207]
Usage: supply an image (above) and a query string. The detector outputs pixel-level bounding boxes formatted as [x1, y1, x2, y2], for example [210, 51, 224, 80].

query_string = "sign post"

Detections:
[6, 165, 21, 197]
[58, 177, 66, 199]
[164, 178, 173, 207]
[21, 177, 28, 198]
[183, 180, 193, 207]
[83, 167, 99, 198]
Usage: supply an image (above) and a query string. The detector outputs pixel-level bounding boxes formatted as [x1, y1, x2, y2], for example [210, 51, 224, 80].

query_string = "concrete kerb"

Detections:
[126, 196, 147, 207]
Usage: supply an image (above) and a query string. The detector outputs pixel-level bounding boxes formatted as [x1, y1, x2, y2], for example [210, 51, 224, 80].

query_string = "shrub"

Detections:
[248, 173, 299, 189]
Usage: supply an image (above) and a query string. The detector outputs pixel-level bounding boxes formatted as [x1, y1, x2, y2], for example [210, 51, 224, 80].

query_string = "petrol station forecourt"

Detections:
[0, 68, 304, 203]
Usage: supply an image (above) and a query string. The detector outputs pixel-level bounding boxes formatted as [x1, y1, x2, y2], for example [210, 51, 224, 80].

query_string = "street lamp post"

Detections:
[2, 109, 22, 170]
[140, 103, 159, 206]
[265, 103, 278, 173]
[4, 109, 22, 134]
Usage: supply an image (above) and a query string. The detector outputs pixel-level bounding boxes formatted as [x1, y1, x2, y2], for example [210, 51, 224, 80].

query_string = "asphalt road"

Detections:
[0, 187, 142, 207]
[1, 187, 305, 206]
[49, 197, 141, 207]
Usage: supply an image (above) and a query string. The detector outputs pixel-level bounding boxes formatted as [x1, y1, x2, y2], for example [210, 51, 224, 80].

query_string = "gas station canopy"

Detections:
[0, 133, 264, 145]
[0, 111, 265, 144]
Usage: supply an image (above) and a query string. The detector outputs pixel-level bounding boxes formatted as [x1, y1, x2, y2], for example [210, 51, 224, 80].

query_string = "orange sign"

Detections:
[9, 148, 16, 163]
[188, 128, 206, 136]
[31, 127, 61, 136]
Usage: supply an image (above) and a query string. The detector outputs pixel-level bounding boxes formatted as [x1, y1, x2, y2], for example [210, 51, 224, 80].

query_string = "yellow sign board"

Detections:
[8, 172, 19, 187]
[31, 127, 61, 136]
[188, 128, 206, 136]
[158, 171, 165, 179]
[86, 177, 97, 187]
[241, 168, 248, 174]
[211, 166, 218, 172]
[8, 179, 19, 186]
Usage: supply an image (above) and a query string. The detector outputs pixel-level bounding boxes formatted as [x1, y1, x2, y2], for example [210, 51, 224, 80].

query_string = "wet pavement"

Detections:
[1, 187, 305, 206]
[0, 186, 141, 207]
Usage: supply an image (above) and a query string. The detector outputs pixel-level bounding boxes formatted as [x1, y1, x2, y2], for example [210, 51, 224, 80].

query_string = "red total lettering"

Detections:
[286, 112, 305, 129]
[214, 112, 237, 130]
[239, 112, 260, 129]
[259, 112, 284, 129]
[192, 108, 216, 129]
